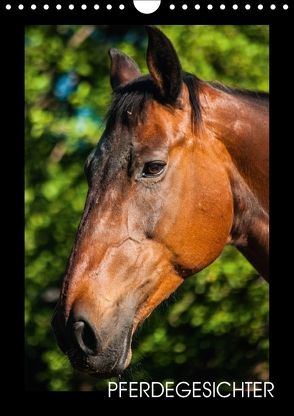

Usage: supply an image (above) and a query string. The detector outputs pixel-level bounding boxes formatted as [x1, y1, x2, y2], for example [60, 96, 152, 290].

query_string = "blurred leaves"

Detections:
[25, 25, 269, 391]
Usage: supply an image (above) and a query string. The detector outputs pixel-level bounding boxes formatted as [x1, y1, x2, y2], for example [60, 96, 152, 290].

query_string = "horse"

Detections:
[52, 26, 269, 377]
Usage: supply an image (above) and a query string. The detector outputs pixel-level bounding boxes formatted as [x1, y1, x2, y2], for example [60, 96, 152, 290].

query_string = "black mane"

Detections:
[106, 73, 202, 128]
[209, 81, 269, 107]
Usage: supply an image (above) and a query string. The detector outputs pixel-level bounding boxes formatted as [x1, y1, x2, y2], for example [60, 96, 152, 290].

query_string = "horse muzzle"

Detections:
[52, 308, 133, 377]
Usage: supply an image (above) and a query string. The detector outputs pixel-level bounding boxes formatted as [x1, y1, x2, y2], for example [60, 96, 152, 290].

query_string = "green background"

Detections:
[25, 25, 269, 391]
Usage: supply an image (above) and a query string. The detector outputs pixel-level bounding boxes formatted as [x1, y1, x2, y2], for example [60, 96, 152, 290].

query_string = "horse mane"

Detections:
[209, 81, 269, 107]
[106, 72, 268, 129]
[106, 73, 202, 128]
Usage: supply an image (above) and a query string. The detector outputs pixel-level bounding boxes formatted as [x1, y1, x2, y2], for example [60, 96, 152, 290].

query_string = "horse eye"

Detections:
[141, 161, 166, 178]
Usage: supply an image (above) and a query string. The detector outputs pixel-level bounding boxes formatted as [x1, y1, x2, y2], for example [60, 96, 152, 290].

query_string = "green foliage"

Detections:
[25, 25, 269, 391]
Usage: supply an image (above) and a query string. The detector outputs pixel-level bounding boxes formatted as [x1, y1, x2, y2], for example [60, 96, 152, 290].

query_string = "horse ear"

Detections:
[146, 26, 182, 104]
[109, 48, 141, 90]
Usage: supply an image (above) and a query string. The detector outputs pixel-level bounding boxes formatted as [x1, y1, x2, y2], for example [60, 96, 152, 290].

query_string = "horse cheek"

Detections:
[154, 161, 233, 272]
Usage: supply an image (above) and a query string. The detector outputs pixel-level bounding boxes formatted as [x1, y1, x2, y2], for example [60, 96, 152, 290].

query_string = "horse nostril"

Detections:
[72, 320, 99, 356]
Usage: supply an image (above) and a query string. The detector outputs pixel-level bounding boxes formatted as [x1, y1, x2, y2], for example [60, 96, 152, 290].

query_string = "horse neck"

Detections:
[200, 83, 269, 279]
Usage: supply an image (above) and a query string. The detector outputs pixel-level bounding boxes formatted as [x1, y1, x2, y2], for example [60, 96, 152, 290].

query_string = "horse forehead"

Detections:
[134, 101, 189, 146]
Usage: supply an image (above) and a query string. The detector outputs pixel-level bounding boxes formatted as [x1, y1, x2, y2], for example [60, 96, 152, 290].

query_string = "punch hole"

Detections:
[133, 1, 161, 14]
